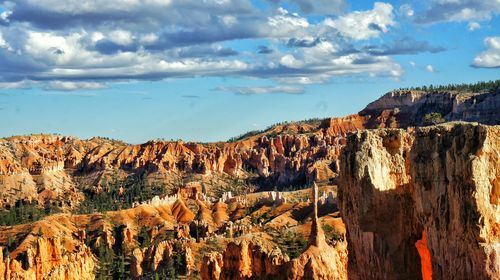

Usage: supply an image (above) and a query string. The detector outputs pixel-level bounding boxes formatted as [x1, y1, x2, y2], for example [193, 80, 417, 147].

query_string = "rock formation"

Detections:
[360, 89, 500, 127]
[1, 89, 497, 211]
[287, 183, 347, 280]
[0, 216, 97, 280]
[201, 239, 289, 280]
[339, 122, 500, 280]
[0, 87, 498, 279]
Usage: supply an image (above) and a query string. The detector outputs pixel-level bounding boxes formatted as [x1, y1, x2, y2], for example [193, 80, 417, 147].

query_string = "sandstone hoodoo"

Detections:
[286, 183, 347, 280]
[1, 88, 497, 213]
[200, 183, 348, 280]
[339, 122, 500, 279]
[0, 83, 499, 279]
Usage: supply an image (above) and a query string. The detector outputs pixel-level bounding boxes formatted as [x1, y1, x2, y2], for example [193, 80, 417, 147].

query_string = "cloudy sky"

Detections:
[0, 0, 499, 143]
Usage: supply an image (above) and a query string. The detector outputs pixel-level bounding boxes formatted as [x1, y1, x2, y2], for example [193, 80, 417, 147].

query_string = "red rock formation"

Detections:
[415, 231, 432, 280]
[201, 239, 289, 280]
[201, 252, 223, 280]
[339, 122, 500, 280]
[0, 115, 370, 209]
[411, 123, 500, 279]
[0, 216, 96, 280]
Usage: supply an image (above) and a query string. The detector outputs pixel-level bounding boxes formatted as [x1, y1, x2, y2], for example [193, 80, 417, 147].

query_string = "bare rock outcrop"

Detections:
[360, 90, 500, 127]
[0, 217, 96, 280]
[201, 239, 289, 280]
[287, 183, 347, 280]
[339, 122, 500, 280]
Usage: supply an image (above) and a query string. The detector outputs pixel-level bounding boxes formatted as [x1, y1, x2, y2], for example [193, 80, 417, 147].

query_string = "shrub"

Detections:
[423, 112, 445, 125]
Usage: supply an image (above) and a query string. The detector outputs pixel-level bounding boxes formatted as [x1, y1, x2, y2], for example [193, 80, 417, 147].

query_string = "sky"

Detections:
[0, 0, 499, 143]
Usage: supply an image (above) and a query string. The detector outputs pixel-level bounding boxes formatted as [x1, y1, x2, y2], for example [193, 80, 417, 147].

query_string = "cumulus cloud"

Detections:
[323, 2, 395, 40]
[426, 64, 435, 72]
[472, 36, 500, 68]
[417, 0, 500, 24]
[0, 0, 407, 91]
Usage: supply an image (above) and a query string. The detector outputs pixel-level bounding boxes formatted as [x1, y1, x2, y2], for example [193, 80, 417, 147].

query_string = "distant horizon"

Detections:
[2, 78, 498, 144]
[1, 0, 499, 143]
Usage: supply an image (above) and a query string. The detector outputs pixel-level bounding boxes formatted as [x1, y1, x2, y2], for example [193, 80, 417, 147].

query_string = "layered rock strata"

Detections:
[339, 122, 500, 280]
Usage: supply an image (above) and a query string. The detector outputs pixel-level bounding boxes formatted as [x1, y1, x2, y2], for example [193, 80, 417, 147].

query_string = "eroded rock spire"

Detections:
[308, 182, 326, 247]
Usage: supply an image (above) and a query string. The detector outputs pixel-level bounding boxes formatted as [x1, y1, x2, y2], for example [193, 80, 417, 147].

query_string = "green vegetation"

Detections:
[227, 127, 276, 142]
[93, 234, 131, 280]
[0, 202, 61, 226]
[226, 117, 324, 142]
[76, 173, 165, 214]
[322, 224, 344, 246]
[204, 175, 257, 199]
[398, 79, 500, 93]
[137, 227, 151, 248]
[423, 112, 446, 125]
[266, 227, 308, 259]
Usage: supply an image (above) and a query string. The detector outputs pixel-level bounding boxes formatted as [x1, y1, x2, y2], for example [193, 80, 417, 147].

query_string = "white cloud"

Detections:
[467, 21, 481, 31]
[108, 30, 134, 46]
[0, 10, 12, 23]
[409, 61, 416, 67]
[139, 33, 159, 44]
[399, 4, 414, 17]
[0, 0, 406, 90]
[44, 81, 108, 91]
[472, 36, 500, 68]
[323, 2, 395, 40]
[0, 32, 10, 50]
[0, 79, 38, 89]
[426, 64, 435, 72]
[418, 0, 500, 24]
[267, 7, 310, 38]
[219, 15, 237, 27]
[279, 54, 303, 68]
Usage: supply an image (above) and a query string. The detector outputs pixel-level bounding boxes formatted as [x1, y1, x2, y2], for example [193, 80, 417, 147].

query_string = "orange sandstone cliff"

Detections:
[339, 122, 500, 280]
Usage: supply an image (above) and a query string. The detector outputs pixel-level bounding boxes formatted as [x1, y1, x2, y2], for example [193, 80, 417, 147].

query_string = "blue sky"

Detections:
[0, 0, 499, 143]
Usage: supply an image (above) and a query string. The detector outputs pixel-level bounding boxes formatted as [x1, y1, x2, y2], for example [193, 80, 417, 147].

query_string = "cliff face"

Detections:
[339, 122, 500, 280]
[0, 216, 97, 280]
[361, 90, 500, 127]
[338, 128, 423, 279]
[411, 123, 500, 279]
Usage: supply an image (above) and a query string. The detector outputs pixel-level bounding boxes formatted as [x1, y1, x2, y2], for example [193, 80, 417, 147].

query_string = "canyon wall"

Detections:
[1, 90, 498, 210]
[360, 90, 500, 127]
[0, 115, 367, 209]
[339, 122, 500, 280]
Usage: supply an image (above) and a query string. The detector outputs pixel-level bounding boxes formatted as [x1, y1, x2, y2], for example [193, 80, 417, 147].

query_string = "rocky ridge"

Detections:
[1, 89, 498, 211]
